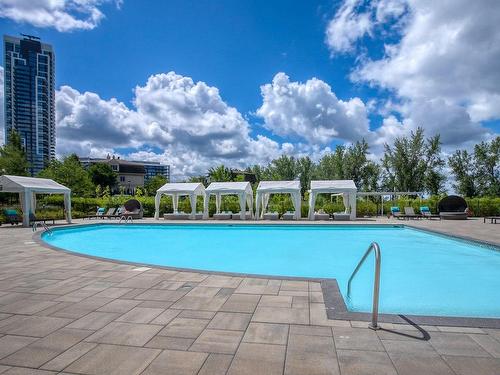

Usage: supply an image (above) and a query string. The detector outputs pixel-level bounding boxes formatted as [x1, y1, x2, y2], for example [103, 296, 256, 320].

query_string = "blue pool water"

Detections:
[42, 224, 500, 318]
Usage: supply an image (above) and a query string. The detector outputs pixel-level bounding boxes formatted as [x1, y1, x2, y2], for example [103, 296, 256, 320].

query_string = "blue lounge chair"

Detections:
[390, 206, 403, 219]
[420, 206, 440, 220]
[2, 209, 20, 225]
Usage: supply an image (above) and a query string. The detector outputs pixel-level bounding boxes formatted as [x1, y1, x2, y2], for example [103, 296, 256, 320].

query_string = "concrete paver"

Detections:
[0, 219, 498, 374]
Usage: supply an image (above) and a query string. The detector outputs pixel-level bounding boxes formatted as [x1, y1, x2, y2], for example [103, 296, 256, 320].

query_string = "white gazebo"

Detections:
[255, 181, 301, 220]
[0, 175, 72, 227]
[308, 180, 357, 220]
[204, 182, 254, 220]
[154, 182, 206, 220]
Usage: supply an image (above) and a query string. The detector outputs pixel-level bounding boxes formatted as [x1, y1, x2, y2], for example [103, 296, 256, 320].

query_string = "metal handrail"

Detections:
[119, 215, 133, 224]
[32, 221, 53, 235]
[347, 242, 381, 330]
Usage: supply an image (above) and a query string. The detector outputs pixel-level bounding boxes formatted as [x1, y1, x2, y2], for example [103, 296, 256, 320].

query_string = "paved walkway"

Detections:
[0, 220, 498, 374]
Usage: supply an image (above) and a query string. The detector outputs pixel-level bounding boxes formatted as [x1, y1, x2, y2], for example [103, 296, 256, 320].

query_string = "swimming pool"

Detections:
[42, 224, 500, 319]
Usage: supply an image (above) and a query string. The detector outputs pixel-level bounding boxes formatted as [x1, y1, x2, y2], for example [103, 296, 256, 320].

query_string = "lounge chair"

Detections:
[2, 209, 20, 225]
[164, 212, 190, 220]
[404, 207, 421, 219]
[231, 212, 252, 220]
[102, 208, 119, 219]
[333, 213, 350, 221]
[420, 206, 440, 220]
[390, 206, 403, 219]
[314, 212, 330, 221]
[282, 211, 297, 220]
[213, 211, 232, 220]
[484, 216, 500, 224]
[438, 195, 468, 220]
[84, 207, 106, 220]
[263, 212, 280, 220]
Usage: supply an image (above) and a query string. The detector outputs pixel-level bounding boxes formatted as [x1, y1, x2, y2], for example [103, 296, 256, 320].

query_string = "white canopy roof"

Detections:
[0, 175, 72, 227]
[206, 181, 253, 195]
[156, 182, 205, 195]
[256, 180, 300, 193]
[0, 175, 70, 193]
[310, 180, 357, 193]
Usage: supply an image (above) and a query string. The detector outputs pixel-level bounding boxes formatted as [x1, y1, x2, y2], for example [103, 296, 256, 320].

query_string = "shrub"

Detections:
[37, 194, 500, 218]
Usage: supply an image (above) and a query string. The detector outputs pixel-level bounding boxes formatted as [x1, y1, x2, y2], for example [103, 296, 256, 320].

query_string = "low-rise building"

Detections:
[79, 155, 170, 194]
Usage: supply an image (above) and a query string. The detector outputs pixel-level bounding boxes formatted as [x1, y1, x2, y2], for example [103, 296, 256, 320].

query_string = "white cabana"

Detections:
[154, 182, 206, 220]
[0, 175, 72, 227]
[204, 182, 254, 220]
[308, 180, 357, 220]
[255, 181, 301, 220]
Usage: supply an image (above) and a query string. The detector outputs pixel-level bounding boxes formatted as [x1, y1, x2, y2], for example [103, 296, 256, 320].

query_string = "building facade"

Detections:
[3, 34, 56, 176]
[80, 156, 170, 193]
[133, 160, 170, 182]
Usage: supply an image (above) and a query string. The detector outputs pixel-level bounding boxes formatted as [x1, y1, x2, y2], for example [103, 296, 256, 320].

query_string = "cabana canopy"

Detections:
[154, 182, 206, 219]
[0, 175, 72, 227]
[308, 180, 357, 220]
[204, 181, 254, 220]
[255, 181, 301, 220]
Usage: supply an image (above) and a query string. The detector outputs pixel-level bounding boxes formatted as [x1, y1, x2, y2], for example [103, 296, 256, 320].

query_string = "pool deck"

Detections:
[0, 218, 498, 374]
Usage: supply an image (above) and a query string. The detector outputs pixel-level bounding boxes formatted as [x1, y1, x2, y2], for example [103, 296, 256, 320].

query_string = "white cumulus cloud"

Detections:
[257, 72, 370, 144]
[353, 0, 500, 122]
[325, 0, 407, 54]
[326, 0, 499, 151]
[55, 72, 293, 179]
[0, 0, 121, 32]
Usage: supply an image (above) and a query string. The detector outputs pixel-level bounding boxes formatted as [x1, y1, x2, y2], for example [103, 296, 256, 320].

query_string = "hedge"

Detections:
[2, 194, 499, 220]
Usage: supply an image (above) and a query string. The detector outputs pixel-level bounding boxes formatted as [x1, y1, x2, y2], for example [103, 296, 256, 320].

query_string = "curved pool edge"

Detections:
[33, 222, 500, 329]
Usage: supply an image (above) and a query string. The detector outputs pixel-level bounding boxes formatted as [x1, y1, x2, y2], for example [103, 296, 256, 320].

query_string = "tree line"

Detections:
[0, 130, 167, 197]
[193, 129, 499, 198]
[1, 128, 498, 198]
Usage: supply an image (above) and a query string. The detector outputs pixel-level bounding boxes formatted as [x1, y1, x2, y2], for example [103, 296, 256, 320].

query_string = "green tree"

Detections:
[381, 128, 444, 194]
[343, 139, 380, 191]
[423, 135, 446, 195]
[315, 140, 379, 191]
[247, 165, 264, 184]
[188, 175, 208, 185]
[38, 154, 94, 196]
[88, 163, 117, 190]
[474, 137, 499, 196]
[297, 156, 314, 195]
[145, 175, 168, 195]
[135, 186, 145, 197]
[266, 155, 297, 180]
[95, 184, 102, 198]
[448, 150, 477, 197]
[448, 137, 499, 197]
[316, 146, 345, 180]
[0, 129, 29, 176]
[381, 128, 425, 192]
[208, 165, 233, 182]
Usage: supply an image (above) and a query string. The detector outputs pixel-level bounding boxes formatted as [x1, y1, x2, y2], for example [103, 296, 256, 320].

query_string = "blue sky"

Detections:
[0, 0, 498, 178]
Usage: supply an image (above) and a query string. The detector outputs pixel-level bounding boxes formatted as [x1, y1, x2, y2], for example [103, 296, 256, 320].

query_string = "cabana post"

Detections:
[204, 182, 254, 220]
[255, 181, 301, 220]
[0, 175, 72, 227]
[154, 183, 206, 220]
